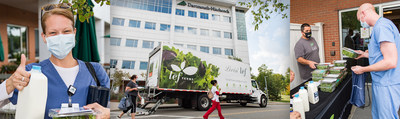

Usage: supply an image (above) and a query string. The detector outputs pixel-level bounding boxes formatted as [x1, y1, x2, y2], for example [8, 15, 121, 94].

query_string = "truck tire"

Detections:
[197, 94, 211, 111]
[240, 102, 247, 106]
[259, 95, 267, 107]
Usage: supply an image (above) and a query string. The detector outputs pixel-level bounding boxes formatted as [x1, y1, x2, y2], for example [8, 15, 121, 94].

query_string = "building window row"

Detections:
[110, 59, 148, 70]
[110, 37, 155, 49]
[111, 0, 172, 14]
[176, 9, 231, 23]
[173, 43, 234, 56]
[112, 17, 233, 39]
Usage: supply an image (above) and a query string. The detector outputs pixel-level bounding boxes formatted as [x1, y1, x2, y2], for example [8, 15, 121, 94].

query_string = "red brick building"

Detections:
[291, 0, 398, 62]
[0, 2, 39, 65]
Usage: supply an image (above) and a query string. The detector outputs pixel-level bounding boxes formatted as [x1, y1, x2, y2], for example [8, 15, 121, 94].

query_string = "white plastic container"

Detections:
[16, 65, 48, 119]
[307, 81, 319, 104]
[299, 86, 310, 112]
[293, 94, 305, 119]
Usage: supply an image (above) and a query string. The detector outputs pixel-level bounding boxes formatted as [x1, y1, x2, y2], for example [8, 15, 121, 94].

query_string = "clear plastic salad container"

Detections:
[312, 69, 327, 77]
[334, 60, 347, 67]
[316, 63, 331, 69]
[330, 67, 345, 74]
[319, 78, 337, 93]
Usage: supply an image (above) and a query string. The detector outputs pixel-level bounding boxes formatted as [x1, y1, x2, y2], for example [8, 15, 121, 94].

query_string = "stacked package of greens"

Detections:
[312, 69, 327, 81]
[316, 63, 330, 70]
[334, 60, 347, 67]
[330, 67, 345, 74]
[319, 78, 337, 92]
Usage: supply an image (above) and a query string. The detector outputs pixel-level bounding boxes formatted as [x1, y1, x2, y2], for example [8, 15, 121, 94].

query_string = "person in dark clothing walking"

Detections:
[117, 75, 142, 119]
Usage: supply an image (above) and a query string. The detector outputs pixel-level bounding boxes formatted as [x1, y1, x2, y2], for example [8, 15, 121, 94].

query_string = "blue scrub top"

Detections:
[9, 59, 110, 119]
[369, 17, 400, 86]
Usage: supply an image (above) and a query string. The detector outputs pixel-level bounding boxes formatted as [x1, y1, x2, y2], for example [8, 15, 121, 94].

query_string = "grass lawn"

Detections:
[269, 94, 290, 103]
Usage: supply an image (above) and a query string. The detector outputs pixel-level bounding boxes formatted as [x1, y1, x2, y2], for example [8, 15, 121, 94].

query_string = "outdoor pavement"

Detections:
[349, 84, 400, 119]
[110, 101, 289, 119]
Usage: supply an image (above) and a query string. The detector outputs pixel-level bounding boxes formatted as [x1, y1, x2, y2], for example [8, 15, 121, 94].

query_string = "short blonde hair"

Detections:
[41, 7, 74, 33]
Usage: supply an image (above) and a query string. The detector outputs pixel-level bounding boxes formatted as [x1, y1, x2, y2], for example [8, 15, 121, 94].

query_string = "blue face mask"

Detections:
[46, 34, 75, 59]
[360, 18, 370, 28]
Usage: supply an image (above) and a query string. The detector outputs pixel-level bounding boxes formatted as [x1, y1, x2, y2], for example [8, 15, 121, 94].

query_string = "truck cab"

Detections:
[250, 80, 267, 107]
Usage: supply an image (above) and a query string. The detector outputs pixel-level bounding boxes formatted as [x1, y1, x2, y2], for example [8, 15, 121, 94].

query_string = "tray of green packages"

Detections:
[334, 60, 347, 67]
[319, 78, 337, 92]
[312, 69, 327, 77]
[342, 47, 360, 58]
[316, 63, 330, 69]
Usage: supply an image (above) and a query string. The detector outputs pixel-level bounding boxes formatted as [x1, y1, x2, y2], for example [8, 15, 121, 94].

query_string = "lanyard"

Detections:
[67, 85, 76, 107]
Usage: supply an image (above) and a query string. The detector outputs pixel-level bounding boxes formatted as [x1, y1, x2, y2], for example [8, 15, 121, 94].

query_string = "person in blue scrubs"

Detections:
[3, 3, 110, 119]
[352, 3, 400, 119]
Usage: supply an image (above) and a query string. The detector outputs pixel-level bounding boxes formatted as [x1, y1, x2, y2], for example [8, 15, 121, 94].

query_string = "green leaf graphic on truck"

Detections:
[159, 46, 220, 90]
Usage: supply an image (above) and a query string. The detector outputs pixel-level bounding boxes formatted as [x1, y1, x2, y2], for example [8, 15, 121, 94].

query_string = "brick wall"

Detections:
[291, 0, 394, 62]
[0, 4, 38, 65]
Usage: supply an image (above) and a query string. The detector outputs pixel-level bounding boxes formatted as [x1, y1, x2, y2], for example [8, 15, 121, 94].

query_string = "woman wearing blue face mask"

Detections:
[1, 3, 110, 119]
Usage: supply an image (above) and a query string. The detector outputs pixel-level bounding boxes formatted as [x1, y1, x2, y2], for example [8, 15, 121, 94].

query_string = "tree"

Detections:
[60, 0, 110, 22]
[238, 0, 289, 30]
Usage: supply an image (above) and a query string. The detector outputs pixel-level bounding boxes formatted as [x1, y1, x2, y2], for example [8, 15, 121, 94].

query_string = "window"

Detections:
[122, 60, 135, 69]
[212, 14, 220, 21]
[35, 29, 39, 57]
[200, 29, 209, 36]
[200, 46, 209, 53]
[212, 30, 221, 38]
[125, 39, 138, 47]
[129, 20, 140, 28]
[174, 43, 184, 47]
[175, 9, 184, 16]
[188, 11, 197, 18]
[213, 47, 221, 55]
[340, 8, 378, 53]
[188, 27, 197, 35]
[145, 22, 156, 30]
[112, 17, 125, 26]
[223, 16, 231, 23]
[251, 80, 258, 88]
[225, 48, 233, 56]
[175, 26, 184, 33]
[187, 45, 196, 50]
[160, 24, 171, 32]
[200, 13, 208, 19]
[236, 12, 247, 40]
[142, 40, 154, 49]
[110, 59, 118, 68]
[224, 32, 232, 39]
[111, 0, 172, 14]
[140, 61, 148, 70]
[7, 25, 28, 59]
[110, 38, 121, 46]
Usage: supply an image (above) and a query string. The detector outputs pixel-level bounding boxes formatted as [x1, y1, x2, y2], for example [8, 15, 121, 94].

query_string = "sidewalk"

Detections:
[348, 85, 400, 119]
[110, 100, 288, 111]
[349, 85, 372, 119]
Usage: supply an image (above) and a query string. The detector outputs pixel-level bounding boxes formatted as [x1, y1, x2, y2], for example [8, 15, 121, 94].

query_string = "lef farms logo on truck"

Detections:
[159, 46, 220, 90]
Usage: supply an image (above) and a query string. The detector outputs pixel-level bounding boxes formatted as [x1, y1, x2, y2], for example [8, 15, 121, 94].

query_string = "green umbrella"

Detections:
[0, 33, 4, 61]
[72, 0, 100, 62]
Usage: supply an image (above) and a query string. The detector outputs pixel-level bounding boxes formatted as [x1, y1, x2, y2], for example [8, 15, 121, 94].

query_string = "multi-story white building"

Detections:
[107, 0, 249, 81]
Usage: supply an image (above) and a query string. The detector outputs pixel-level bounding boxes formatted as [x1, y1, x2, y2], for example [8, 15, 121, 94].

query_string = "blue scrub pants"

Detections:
[372, 83, 400, 119]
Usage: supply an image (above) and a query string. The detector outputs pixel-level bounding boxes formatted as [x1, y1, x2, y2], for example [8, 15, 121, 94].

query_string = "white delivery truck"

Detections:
[141, 44, 267, 114]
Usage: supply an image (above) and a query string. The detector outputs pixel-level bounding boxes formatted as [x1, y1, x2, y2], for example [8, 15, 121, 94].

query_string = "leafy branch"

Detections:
[59, 0, 110, 23]
[239, 0, 289, 30]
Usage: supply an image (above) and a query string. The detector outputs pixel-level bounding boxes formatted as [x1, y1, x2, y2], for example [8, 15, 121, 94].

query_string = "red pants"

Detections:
[203, 101, 224, 119]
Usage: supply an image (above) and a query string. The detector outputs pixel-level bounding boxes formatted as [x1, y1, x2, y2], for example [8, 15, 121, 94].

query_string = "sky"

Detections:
[244, 0, 290, 75]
